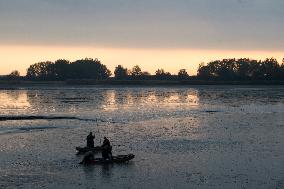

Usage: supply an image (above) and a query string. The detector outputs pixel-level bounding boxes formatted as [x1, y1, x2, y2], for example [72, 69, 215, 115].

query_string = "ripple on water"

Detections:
[0, 86, 283, 189]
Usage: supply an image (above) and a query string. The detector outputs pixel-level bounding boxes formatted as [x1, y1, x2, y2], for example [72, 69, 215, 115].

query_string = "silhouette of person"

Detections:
[86, 132, 95, 148]
[101, 137, 112, 160]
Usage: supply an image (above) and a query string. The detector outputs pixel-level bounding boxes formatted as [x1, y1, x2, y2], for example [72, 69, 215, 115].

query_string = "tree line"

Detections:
[2, 57, 284, 81]
[25, 58, 111, 80]
[197, 58, 284, 80]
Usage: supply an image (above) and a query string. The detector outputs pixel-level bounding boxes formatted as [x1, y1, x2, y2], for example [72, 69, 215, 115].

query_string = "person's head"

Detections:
[104, 137, 107, 140]
[89, 132, 92, 135]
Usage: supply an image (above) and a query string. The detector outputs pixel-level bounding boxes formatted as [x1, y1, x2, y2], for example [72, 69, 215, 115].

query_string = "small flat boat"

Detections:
[80, 154, 135, 165]
[76, 146, 103, 155]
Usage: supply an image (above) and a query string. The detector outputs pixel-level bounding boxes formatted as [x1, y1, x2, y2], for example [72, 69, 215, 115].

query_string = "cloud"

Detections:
[0, 0, 284, 50]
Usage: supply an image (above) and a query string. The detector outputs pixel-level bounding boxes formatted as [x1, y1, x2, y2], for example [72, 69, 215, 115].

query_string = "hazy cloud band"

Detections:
[0, 0, 284, 50]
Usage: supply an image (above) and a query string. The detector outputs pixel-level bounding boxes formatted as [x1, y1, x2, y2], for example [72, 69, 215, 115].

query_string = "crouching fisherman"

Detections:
[101, 137, 112, 160]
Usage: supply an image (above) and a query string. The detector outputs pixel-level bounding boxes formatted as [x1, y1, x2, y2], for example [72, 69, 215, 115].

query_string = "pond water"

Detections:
[0, 85, 283, 189]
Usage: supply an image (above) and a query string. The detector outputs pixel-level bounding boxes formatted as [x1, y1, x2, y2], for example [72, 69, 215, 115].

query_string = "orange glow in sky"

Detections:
[0, 45, 283, 76]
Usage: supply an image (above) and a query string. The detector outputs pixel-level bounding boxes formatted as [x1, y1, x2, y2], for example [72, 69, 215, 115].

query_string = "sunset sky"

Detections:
[0, 0, 283, 75]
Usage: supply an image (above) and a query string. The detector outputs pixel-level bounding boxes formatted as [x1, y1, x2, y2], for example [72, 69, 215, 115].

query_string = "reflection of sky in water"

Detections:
[0, 86, 283, 136]
[0, 87, 283, 118]
[101, 89, 200, 112]
[0, 88, 204, 132]
[0, 91, 30, 112]
[0, 86, 283, 189]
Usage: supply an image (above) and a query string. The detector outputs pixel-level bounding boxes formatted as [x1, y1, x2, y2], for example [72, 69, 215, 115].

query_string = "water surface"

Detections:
[0, 85, 283, 188]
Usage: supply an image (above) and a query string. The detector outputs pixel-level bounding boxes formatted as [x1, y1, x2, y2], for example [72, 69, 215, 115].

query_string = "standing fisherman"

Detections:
[86, 132, 95, 148]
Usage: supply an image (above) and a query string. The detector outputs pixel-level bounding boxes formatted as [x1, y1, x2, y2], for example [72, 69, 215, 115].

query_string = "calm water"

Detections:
[0, 85, 283, 189]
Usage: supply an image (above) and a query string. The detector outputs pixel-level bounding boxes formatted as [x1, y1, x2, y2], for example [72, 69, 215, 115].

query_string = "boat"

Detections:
[76, 146, 104, 155]
[80, 154, 135, 165]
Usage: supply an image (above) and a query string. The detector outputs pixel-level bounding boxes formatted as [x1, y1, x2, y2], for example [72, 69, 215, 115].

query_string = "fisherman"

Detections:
[86, 132, 95, 148]
[101, 137, 112, 160]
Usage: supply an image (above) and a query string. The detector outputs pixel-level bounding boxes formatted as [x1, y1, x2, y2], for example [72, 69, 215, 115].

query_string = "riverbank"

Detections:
[0, 79, 284, 87]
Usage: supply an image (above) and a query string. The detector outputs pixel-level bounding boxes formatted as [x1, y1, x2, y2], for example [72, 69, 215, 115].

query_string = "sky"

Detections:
[0, 0, 284, 75]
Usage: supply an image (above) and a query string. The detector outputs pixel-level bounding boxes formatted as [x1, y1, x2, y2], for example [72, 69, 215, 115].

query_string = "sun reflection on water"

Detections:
[0, 91, 31, 113]
[100, 89, 200, 112]
[101, 90, 118, 111]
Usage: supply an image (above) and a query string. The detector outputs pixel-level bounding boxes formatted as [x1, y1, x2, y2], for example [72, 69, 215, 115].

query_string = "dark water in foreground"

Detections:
[0, 86, 283, 189]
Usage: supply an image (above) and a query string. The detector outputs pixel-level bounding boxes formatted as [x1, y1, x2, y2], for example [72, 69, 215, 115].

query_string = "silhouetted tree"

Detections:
[197, 58, 284, 80]
[100, 64, 112, 79]
[178, 69, 189, 80]
[7, 70, 20, 80]
[234, 58, 251, 79]
[70, 58, 111, 79]
[9, 70, 20, 77]
[22, 56, 284, 82]
[114, 65, 128, 80]
[155, 69, 165, 76]
[197, 63, 211, 79]
[131, 65, 142, 77]
[53, 59, 70, 80]
[26, 61, 54, 80]
[155, 69, 171, 80]
[261, 58, 280, 79]
[26, 58, 111, 80]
